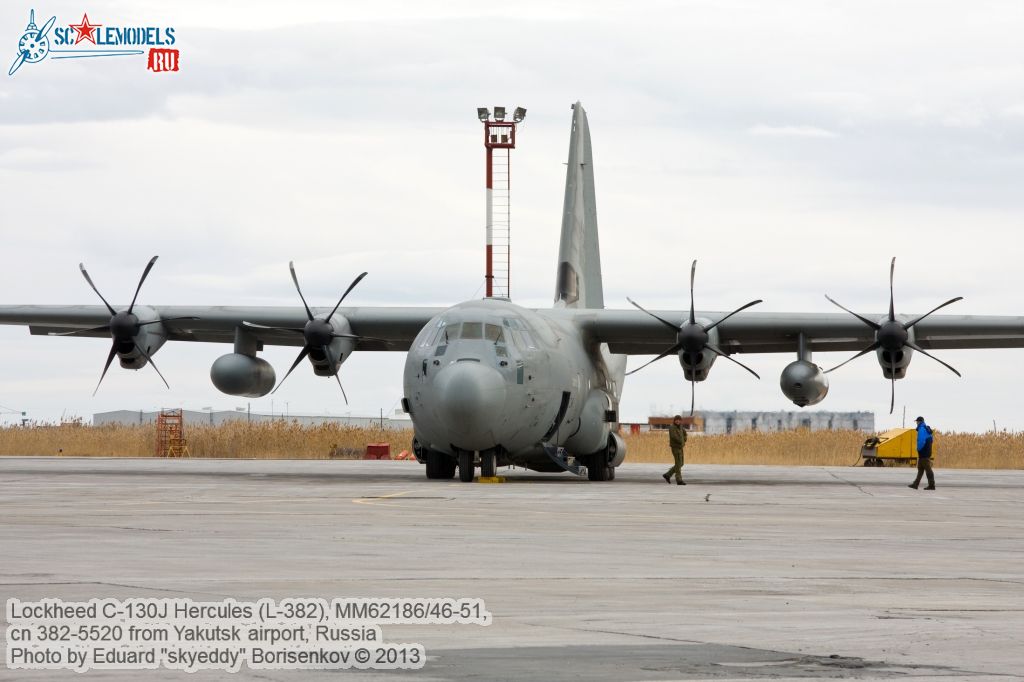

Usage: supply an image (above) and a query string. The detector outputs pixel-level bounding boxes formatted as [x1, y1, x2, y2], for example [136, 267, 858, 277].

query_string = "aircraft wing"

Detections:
[572, 309, 1024, 355]
[0, 305, 444, 351]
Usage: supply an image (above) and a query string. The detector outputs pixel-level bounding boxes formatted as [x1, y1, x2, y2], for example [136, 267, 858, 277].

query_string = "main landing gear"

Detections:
[456, 450, 497, 482]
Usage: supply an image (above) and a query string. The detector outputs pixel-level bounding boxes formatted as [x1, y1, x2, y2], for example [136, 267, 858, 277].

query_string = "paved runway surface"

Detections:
[1, 457, 1022, 680]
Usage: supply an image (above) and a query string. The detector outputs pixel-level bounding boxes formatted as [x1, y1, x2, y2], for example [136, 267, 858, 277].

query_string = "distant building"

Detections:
[93, 409, 412, 430]
[644, 410, 874, 435]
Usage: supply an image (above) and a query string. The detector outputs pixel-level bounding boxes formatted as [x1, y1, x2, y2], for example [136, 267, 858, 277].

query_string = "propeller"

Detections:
[626, 260, 763, 415]
[248, 262, 372, 402]
[824, 257, 963, 414]
[9, 14, 56, 76]
[73, 256, 193, 395]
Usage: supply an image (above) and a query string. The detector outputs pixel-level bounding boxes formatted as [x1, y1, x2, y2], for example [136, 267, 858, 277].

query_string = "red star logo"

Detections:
[69, 13, 102, 45]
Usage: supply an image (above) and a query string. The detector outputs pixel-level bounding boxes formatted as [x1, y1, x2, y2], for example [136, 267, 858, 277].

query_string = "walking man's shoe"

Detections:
[677, 480, 686, 486]
[662, 473, 671, 484]
[924, 486, 936, 490]
[908, 484, 918, 489]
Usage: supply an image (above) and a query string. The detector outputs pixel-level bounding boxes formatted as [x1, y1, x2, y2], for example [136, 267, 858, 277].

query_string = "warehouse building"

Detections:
[93, 409, 411, 430]
[645, 410, 874, 435]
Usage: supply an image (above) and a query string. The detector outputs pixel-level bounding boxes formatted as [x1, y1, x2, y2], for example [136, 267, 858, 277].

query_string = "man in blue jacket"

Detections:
[909, 416, 935, 490]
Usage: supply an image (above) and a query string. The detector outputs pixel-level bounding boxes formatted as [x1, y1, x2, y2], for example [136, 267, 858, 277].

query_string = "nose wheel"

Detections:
[425, 450, 456, 479]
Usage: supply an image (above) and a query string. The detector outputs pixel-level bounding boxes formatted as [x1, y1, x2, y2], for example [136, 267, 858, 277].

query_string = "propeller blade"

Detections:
[625, 342, 683, 376]
[271, 346, 310, 394]
[902, 297, 964, 331]
[334, 372, 349, 405]
[79, 263, 117, 316]
[128, 256, 159, 314]
[50, 325, 111, 337]
[8, 51, 27, 77]
[93, 343, 119, 396]
[888, 257, 896, 322]
[889, 358, 896, 415]
[704, 343, 761, 379]
[689, 260, 697, 325]
[824, 341, 881, 374]
[689, 375, 695, 416]
[331, 333, 387, 344]
[824, 295, 881, 331]
[321, 345, 350, 405]
[37, 15, 56, 40]
[905, 340, 962, 378]
[289, 261, 314, 321]
[242, 321, 304, 334]
[626, 297, 681, 332]
[325, 271, 368, 321]
[138, 316, 200, 326]
[703, 299, 764, 333]
[134, 343, 170, 390]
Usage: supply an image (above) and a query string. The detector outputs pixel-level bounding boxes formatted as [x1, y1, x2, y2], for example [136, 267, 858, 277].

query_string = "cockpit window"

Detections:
[420, 319, 447, 347]
[484, 324, 504, 343]
[460, 322, 483, 339]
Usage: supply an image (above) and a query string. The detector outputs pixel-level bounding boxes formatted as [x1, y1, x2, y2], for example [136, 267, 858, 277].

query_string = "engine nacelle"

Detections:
[116, 305, 167, 369]
[211, 353, 276, 397]
[310, 314, 357, 377]
[876, 326, 915, 379]
[678, 321, 718, 381]
[780, 360, 829, 407]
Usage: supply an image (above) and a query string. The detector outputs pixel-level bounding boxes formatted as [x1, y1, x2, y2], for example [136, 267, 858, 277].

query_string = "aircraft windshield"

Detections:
[484, 324, 504, 343]
[459, 322, 483, 339]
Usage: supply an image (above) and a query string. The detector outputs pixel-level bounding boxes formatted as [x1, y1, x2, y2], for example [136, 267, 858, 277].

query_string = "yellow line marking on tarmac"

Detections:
[352, 490, 414, 506]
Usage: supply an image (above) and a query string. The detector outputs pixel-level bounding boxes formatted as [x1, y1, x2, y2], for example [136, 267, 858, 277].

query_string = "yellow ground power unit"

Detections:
[860, 428, 929, 467]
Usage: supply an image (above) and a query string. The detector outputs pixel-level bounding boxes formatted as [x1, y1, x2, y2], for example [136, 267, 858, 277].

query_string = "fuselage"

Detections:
[403, 298, 626, 469]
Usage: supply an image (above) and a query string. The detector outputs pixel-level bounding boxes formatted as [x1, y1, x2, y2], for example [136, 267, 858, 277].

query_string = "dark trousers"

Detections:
[912, 457, 935, 487]
[665, 447, 684, 482]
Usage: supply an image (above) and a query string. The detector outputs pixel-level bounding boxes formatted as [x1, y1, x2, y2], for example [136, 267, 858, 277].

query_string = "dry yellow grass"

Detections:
[0, 421, 414, 459]
[1, 423, 1022, 469]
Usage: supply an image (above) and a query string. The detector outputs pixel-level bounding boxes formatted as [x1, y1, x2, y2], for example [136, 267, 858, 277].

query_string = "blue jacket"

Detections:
[916, 422, 933, 458]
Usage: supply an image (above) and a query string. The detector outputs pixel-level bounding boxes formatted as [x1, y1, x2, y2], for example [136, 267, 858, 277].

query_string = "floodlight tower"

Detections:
[477, 106, 526, 299]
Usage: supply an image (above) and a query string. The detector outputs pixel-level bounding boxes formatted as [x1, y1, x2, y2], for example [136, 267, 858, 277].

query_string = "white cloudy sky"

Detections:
[1, 1, 1023, 432]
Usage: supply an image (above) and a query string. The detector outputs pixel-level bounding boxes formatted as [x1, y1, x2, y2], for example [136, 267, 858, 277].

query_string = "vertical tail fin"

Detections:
[554, 102, 604, 309]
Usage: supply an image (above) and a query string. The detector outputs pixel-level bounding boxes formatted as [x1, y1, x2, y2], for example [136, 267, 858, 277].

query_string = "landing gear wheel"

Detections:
[425, 451, 455, 479]
[458, 451, 475, 483]
[480, 452, 496, 478]
[587, 454, 612, 482]
[607, 466, 616, 480]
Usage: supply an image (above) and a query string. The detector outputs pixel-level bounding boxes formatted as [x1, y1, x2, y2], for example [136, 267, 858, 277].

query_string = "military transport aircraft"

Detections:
[2, 103, 1024, 482]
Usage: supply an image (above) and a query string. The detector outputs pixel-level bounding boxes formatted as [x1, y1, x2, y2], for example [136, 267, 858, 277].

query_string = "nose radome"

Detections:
[435, 361, 506, 448]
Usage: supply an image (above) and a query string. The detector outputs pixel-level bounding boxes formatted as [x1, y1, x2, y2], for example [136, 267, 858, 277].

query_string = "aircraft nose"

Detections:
[434, 361, 506, 449]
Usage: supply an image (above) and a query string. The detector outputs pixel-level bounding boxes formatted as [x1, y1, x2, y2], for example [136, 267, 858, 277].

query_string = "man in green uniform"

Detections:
[662, 415, 687, 485]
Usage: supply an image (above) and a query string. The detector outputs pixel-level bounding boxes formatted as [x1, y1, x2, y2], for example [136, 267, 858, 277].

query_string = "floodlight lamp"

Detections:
[494, 106, 506, 121]
[513, 107, 527, 122]
[477, 107, 490, 122]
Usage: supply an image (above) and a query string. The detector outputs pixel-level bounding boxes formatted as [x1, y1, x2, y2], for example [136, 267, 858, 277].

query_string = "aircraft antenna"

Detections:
[477, 105, 526, 299]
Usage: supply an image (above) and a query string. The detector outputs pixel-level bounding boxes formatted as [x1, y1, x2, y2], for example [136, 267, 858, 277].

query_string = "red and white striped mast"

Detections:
[478, 106, 525, 299]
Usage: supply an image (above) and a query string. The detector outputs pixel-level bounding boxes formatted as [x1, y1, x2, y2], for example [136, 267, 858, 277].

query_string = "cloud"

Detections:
[746, 124, 838, 138]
